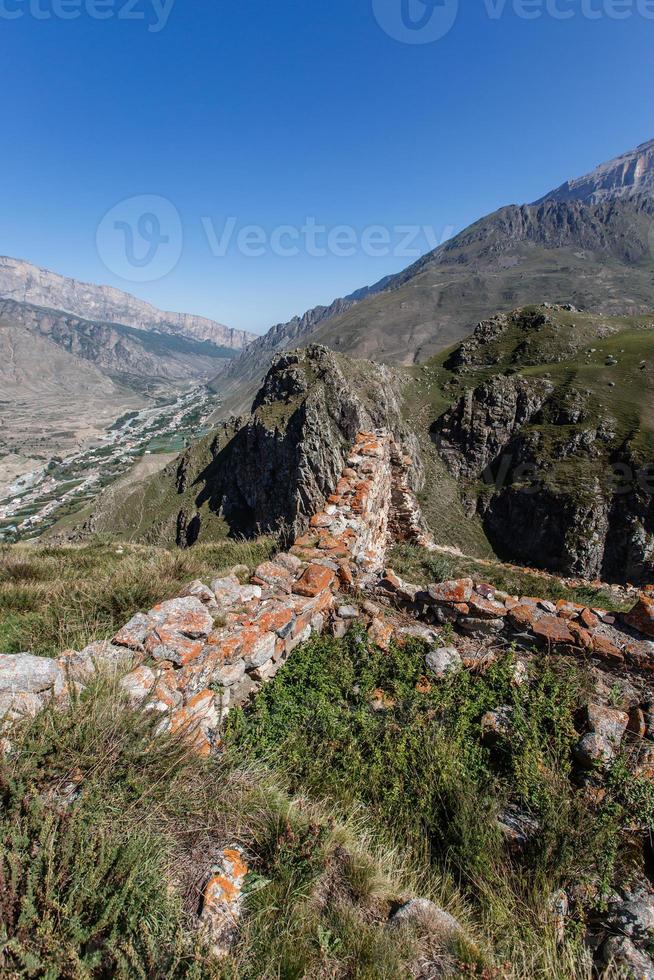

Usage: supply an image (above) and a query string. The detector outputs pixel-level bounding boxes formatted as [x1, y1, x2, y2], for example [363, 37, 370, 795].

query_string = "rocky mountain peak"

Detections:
[535, 138, 654, 205]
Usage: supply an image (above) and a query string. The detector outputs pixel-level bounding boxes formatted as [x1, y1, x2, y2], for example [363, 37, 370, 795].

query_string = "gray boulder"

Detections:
[0, 653, 64, 696]
[389, 898, 463, 942]
[425, 647, 462, 679]
[602, 935, 654, 979]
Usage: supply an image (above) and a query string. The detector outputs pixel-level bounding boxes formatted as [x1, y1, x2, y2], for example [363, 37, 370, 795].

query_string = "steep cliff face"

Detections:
[424, 307, 654, 583]
[81, 346, 422, 547]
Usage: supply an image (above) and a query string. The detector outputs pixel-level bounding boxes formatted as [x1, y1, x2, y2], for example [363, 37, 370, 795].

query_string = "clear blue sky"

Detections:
[1, 0, 652, 333]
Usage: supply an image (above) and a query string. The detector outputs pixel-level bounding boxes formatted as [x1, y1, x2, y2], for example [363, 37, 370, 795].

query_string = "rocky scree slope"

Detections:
[217, 139, 654, 411]
[427, 305, 654, 583]
[79, 345, 424, 548]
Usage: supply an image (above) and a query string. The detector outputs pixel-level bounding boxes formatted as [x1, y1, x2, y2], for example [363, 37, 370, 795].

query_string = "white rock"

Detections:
[0, 653, 64, 696]
[425, 647, 462, 679]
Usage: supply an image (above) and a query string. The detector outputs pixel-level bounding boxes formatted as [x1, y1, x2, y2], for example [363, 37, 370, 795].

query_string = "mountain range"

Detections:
[5, 136, 654, 575]
[217, 138, 654, 412]
[0, 259, 254, 499]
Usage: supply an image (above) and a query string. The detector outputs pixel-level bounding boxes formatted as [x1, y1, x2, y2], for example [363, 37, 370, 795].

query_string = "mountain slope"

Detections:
[0, 256, 255, 349]
[535, 138, 654, 205]
[0, 298, 238, 387]
[218, 140, 654, 411]
[419, 304, 654, 584]
[0, 314, 145, 496]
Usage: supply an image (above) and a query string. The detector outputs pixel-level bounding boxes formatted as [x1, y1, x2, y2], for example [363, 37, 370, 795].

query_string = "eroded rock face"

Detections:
[173, 346, 420, 545]
[431, 375, 553, 482]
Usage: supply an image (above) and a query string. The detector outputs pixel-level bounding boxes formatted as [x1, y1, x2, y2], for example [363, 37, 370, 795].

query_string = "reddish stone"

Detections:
[148, 597, 214, 639]
[238, 629, 276, 668]
[309, 513, 334, 528]
[255, 607, 294, 635]
[293, 564, 336, 597]
[568, 622, 593, 650]
[144, 628, 205, 666]
[368, 618, 394, 651]
[623, 641, 654, 670]
[427, 578, 473, 604]
[628, 707, 647, 738]
[253, 561, 293, 587]
[589, 632, 624, 664]
[468, 593, 507, 619]
[337, 561, 355, 588]
[454, 603, 470, 615]
[290, 546, 325, 561]
[216, 634, 243, 662]
[294, 533, 320, 549]
[530, 615, 574, 646]
[580, 608, 600, 630]
[507, 604, 538, 631]
[624, 596, 654, 638]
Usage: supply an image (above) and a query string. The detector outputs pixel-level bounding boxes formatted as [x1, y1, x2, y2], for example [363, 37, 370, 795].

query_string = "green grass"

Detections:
[0, 538, 276, 657]
[226, 628, 654, 977]
[0, 672, 458, 979]
[388, 543, 632, 612]
[398, 307, 654, 564]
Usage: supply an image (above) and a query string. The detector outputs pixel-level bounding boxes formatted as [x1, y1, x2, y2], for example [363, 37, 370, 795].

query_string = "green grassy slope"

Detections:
[398, 306, 654, 562]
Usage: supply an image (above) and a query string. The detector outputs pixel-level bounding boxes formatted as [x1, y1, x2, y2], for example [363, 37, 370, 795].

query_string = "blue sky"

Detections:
[1, 0, 652, 333]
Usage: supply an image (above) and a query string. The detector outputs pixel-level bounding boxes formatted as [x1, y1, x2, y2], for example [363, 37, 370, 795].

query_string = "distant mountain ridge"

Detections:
[218, 138, 654, 411]
[0, 256, 255, 350]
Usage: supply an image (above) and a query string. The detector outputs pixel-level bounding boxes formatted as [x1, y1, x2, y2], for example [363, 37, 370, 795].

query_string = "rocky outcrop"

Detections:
[430, 307, 654, 584]
[170, 346, 422, 545]
[431, 375, 553, 481]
